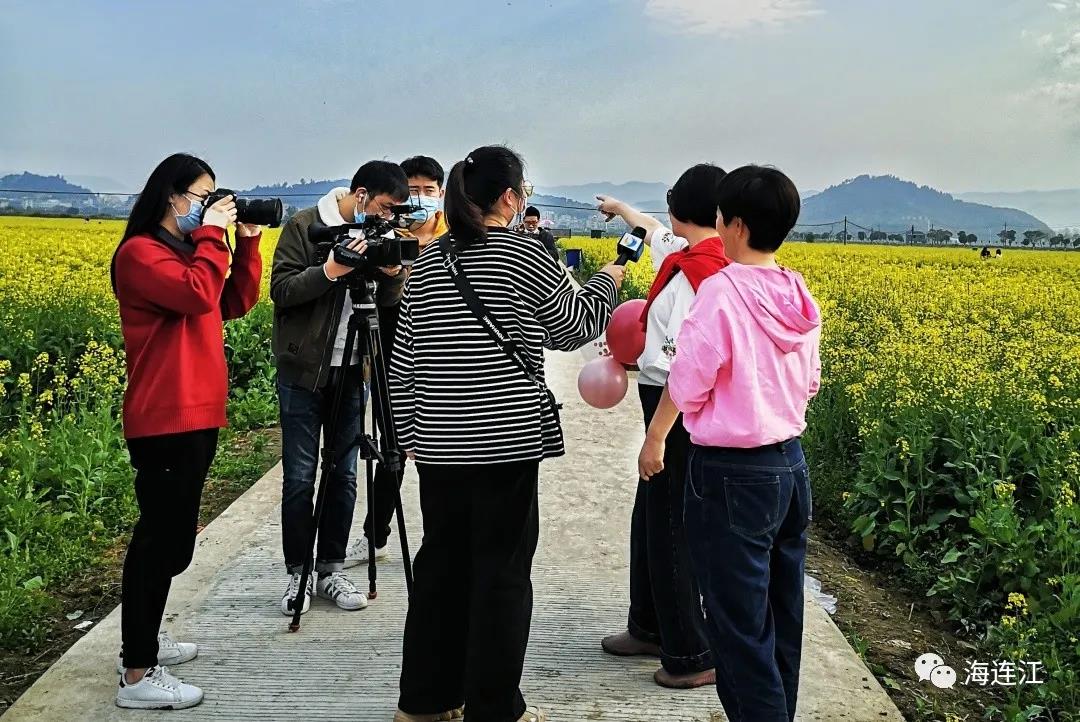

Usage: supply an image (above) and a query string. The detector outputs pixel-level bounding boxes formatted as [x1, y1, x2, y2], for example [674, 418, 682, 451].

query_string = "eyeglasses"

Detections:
[184, 190, 210, 203]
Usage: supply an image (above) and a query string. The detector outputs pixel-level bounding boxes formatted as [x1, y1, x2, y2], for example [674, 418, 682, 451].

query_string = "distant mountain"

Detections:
[0, 172, 94, 195]
[800, 175, 1051, 240]
[957, 189, 1080, 230]
[242, 178, 350, 211]
[800, 189, 820, 200]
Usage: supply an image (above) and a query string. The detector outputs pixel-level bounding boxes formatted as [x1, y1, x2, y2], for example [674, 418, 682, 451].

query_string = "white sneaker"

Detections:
[343, 537, 388, 568]
[116, 631, 198, 674]
[317, 572, 369, 610]
[280, 573, 314, 616]
[116, 665, 203, 710]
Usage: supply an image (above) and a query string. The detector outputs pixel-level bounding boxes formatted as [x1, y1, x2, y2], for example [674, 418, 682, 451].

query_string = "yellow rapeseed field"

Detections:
[566, 235, 1080, 714]
[1, 219, 1078, 713]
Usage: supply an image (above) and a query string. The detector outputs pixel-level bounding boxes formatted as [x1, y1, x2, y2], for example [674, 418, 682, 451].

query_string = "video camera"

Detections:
[204, 188, 284, 228]
[309, 205, 423, 279]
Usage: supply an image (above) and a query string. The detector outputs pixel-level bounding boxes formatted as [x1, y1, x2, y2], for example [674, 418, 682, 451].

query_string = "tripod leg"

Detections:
[368, 324, 415, 596]
[366, 454, 378, 598]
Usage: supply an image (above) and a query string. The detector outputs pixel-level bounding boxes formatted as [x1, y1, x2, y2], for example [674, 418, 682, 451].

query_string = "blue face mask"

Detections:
[417, 195, 443, 215]
[175, 196, 204, 235]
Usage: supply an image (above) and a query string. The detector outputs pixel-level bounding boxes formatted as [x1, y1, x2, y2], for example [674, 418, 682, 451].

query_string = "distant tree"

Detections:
[1073, 237, 1080, 249]
[857, 231, 866, 241]
[1023, 230, 1047, 246]
[888, 233, 904, 242]
[1050, 234, 1066, 247]
[998, 229, 1017, 245]
[870, 230, 887, 241]
[957, 231, 969, 244]
[927, 229, 953, 245]
[805, 232, 816, 242]
[67, 206, 79, 215]
[967, 233, 978, 244]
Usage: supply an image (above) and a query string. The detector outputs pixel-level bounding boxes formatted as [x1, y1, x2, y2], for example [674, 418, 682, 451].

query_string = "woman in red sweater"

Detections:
[110, 153, 263, 710]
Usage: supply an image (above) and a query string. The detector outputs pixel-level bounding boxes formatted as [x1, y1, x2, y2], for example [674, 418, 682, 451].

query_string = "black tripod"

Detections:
[288, 275, 414, 632]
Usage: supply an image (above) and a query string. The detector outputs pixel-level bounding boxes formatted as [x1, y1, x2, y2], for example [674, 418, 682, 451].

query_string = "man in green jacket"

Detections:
[270, 160, 408, 615]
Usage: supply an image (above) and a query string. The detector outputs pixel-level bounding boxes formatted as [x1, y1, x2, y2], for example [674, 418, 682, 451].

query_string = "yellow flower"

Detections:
[1006, 592, 1028, 615]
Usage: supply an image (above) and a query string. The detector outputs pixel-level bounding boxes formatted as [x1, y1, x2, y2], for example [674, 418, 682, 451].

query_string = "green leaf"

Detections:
[941, 548, 961, 564]
[22, 576, 44, 591]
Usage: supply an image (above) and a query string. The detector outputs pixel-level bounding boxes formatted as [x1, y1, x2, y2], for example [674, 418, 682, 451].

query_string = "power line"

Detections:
[0, 188, 670, 214]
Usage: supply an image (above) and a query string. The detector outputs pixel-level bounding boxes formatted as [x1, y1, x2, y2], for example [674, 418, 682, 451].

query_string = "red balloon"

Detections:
[606, 299, 647, 366]
[578, 356, 629, 409]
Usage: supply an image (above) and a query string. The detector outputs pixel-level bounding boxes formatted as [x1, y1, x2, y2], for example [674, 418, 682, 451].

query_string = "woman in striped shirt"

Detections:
[391, 145, 623, 722]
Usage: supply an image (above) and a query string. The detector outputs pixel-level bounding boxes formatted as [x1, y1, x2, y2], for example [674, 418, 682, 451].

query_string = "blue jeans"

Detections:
[278, 365, 364, 575]
[684, 439, 812, 722]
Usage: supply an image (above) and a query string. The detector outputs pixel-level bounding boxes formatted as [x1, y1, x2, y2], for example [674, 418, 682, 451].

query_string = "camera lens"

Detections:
[236, 197, 283, 228]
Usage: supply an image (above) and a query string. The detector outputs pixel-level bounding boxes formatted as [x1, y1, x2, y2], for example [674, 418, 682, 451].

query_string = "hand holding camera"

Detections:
[325, 237, 369, 280]
[202, 194, 238, 229]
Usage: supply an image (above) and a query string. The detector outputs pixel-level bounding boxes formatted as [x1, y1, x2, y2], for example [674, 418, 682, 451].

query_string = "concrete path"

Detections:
[3, 350, 903, 722]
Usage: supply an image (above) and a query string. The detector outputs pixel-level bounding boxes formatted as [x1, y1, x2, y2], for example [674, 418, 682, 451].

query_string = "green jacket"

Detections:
[270, 206, 405, 390]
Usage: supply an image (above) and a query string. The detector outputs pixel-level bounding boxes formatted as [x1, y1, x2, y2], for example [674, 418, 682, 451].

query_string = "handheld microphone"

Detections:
[615, 226, 647, 266]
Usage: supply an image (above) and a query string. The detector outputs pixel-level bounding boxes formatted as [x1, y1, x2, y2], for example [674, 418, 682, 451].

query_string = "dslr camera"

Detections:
[204, 188, 284, 228]
[309, 205, 424, 283]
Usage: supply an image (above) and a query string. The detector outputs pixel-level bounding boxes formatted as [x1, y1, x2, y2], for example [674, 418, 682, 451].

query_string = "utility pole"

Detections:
[843, 216, 848, 245]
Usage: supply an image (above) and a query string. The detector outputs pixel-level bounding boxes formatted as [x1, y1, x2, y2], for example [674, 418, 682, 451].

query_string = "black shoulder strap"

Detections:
[437, 233, 538, 382]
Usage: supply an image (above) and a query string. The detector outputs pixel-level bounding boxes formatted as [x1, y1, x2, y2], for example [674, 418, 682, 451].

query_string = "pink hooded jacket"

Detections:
[669, 263, 822, 448]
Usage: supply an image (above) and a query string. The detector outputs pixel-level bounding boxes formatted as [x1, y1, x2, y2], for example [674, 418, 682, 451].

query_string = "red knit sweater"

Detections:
[113, 224, 262, 439]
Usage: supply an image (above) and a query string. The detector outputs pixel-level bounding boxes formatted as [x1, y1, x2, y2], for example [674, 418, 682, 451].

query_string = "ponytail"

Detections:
[444, 145, 525, 250]
[444, 160, 486, 247]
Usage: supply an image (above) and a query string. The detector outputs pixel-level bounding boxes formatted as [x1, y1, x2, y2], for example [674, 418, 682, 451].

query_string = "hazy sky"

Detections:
[2, 0, 1077, 194]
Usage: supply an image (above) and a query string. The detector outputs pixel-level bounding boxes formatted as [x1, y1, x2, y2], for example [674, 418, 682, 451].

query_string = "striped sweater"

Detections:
[390, 227, 617, 465]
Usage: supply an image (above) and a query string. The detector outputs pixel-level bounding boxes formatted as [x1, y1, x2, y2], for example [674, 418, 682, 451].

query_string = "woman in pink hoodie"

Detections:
[669, 165, 821, 722]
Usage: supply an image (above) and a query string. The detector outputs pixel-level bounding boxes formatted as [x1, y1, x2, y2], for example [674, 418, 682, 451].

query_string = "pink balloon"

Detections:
[578, 356, 629, 409]
[606, 299, 647, 366]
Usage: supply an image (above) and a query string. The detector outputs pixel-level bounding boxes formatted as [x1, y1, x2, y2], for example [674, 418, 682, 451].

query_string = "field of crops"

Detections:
[0, 217, 281, 657]
[1, 218, 1078, 718]
[567, 237, 1080, 718]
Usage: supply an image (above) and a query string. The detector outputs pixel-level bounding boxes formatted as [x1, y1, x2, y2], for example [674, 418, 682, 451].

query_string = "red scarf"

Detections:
[640, 236, 730, 329]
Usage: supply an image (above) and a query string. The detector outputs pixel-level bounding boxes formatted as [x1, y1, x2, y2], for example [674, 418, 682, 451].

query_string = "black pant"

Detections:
[627, 384, 713, 674]
[399, 462, 540, 722]
[121, 429, 219, 669]
[684, 439, 811, 722]
[363, 303, 403, 549]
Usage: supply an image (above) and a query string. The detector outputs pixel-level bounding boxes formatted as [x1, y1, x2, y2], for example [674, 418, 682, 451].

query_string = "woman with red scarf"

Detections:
[596, 164, 729, 690]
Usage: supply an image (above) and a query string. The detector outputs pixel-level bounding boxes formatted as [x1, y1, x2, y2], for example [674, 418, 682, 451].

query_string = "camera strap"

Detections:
[437, 233, 562, 425]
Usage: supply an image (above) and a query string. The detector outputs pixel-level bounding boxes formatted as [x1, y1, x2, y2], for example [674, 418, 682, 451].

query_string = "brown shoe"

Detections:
[601, 631, 662, 657]
[653, 667, 716, 689]
[393, 707, 464, 722]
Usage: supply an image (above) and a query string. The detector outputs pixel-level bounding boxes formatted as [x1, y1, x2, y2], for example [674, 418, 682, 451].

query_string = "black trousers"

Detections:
[399, 462, 540, 722]
[627, 384, 713, 674]
[121, 429, 219, 669]
[363, 302, 403, 548]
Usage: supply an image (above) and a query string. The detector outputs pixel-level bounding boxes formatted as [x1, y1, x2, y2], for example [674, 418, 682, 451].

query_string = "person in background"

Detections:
[111, 153, 264, 710]
[996, 247, 1002, 258]
[270, 161, 409, 617]
[981, 246, 991, 259]
[521, 205, 560, 262]
[594, 164, 727, 690]
[390, 145, 624, 722]
[343, 155, 449, 569]
[669, 165, 821, 722]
